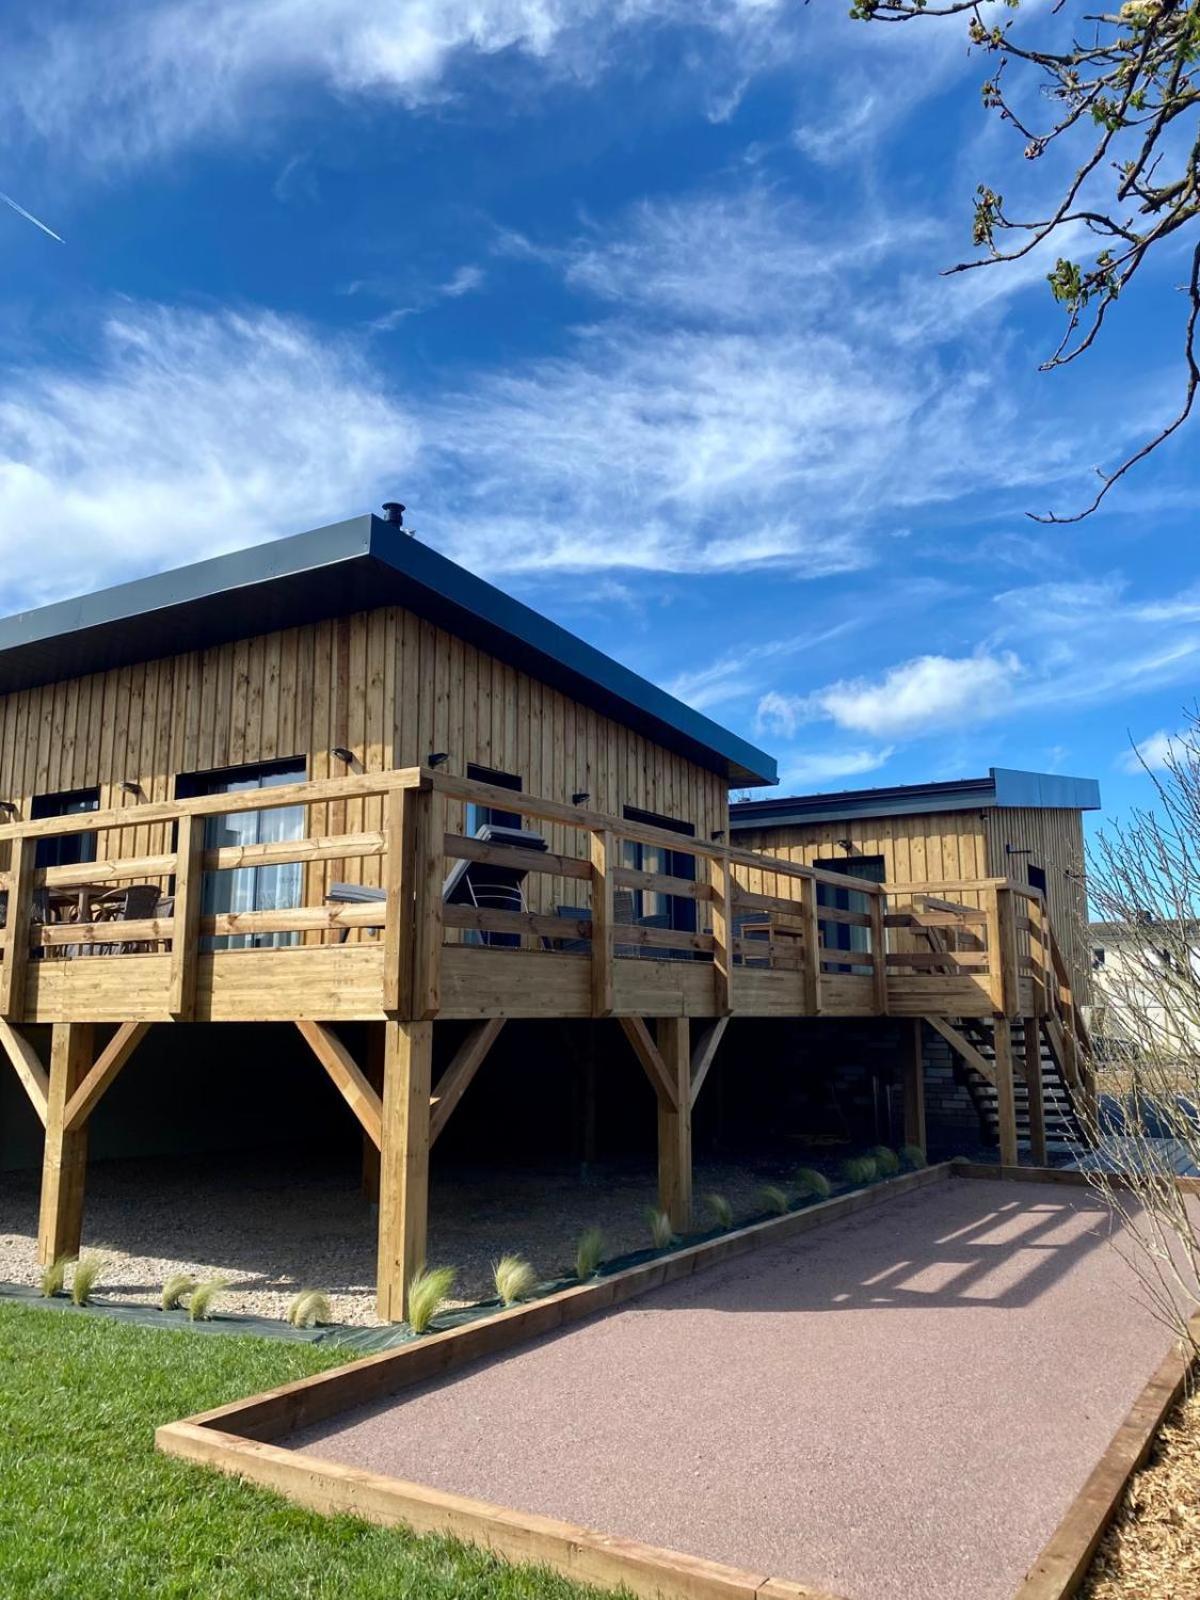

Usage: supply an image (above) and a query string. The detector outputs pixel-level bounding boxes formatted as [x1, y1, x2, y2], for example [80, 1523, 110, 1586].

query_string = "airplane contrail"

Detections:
[0, 190, 64, 244]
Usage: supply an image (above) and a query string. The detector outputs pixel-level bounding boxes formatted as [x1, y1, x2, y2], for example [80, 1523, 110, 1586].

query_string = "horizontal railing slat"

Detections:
[442, 833, 592, 882]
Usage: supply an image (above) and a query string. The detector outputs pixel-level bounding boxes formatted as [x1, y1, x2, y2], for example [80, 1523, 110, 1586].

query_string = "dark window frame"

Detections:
[31, 787, 101, 870]
[621, 805, 697, 934]
[465, 763, 523, 833]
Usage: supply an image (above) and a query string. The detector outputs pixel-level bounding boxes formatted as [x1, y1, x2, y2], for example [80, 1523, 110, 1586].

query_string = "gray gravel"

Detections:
[0, 1153, 785, 1326]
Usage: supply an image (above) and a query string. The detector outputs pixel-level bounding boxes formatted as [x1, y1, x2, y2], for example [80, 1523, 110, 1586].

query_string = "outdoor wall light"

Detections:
[710, 828, 725, 841]
[119, 780, 144, 797]
[428, 752, 450, 767]
[572, 792, 590, 806]
[0, 800, 17, 816]
[330, 746, 356, 765]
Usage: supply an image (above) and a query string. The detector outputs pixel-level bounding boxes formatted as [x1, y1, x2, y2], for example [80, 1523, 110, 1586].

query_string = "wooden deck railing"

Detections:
[0, 766, 1088, 1033]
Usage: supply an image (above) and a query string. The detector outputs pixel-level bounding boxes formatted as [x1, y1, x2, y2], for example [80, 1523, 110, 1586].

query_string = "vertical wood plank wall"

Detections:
[982, 805, 1090, 1003]
[0, 607, 729, 916]
[732, 810, 990, 898]
[736, 804, 1090, 999]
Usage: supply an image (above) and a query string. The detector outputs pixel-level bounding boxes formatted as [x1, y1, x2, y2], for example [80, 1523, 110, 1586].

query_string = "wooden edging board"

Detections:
[956, 1158, 1200, 1600]
[156, 1159, 1196, 1600]
[158, 1163, 954, 1600]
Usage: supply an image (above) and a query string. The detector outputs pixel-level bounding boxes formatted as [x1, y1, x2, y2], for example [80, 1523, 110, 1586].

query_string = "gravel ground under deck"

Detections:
[296, 1178, 1179, 1600]
[0, 1154, 781, 1324]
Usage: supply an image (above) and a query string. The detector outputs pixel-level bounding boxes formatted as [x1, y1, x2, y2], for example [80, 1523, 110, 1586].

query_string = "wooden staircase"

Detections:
[956, 1017, 1082, 1154]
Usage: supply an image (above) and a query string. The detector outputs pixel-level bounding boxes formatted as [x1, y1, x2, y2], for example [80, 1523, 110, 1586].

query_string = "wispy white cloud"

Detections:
[4, 1, 791, 168]
[367, 263, 487, 330]
[1119, 730, 1181, 775]
[757, 652, 1022, 742]
[0, 303, 417, 610]
[775, 746, 895, 791]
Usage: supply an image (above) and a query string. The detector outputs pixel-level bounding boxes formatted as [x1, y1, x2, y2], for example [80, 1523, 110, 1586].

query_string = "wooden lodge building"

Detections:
[731, 770, 1101, 1160]
[0, 513, 1098, 1318]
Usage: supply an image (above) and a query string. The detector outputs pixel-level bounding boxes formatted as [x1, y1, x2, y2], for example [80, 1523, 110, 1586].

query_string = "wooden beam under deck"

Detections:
[377, 1021, 432, 1323]
[38, 1023, 94, 1265]
[0, 1018, 49, 1125]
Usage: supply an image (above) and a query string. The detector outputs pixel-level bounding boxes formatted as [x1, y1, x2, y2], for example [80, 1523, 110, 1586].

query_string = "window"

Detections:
[621, 806, 697, 935]
[466, 764, 522, 835]
[175, 758, 307, 950]
[813, 854, 885, 974]
[31, 788, 101, 870]
[1028, 863, 1047, 895]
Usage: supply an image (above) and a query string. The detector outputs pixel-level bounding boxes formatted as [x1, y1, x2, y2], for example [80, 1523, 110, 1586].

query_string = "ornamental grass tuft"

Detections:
[39, 1254, 73, 1299]
[574, 1227, 605, 1282]
[841, 1155, 878, 1187]
[760, 1184, 790, 1216]
[644, 1207, 675, 1248]
[871, 1145, 901, 1177]
[900, 1143, 928, 1170]
[704, 1192, 734, 1229]
[287, 1289, 332, 1329]
[70, 1255, 105, 1307]
[160, 1273, 197, 1312]
[793, 1167, 831, 1201]
[405, 1266, 456, 1335]
[492, 1254, 537, 1307]
[187, 1278, 229, 1323]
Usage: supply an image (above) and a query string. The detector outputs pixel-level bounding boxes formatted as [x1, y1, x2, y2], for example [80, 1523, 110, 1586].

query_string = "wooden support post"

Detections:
[905, 1018, 926, 1155]
[1024, 1018, 1047, 1167]
[997, 886, 1020, 1018]
[409, 791, 444, 1021]
[869, 890, 888, 1016]
[992, 1015, 1018, 1168]
[709, 853, 734, 1015]
[382, 788, 416, 1017]
[799, 875, 820, 1015]
[169, 812, 205, 1020]
[0, 835, 33, 1019]
[984, 886, 1004, 1014]
[38, 1023, 95, 1265]
[362, 1024, 384, 1203]
[377, 1020, 432, 1322]
[656, 1018, 692, 1233]
[589, 828, 614, 1017]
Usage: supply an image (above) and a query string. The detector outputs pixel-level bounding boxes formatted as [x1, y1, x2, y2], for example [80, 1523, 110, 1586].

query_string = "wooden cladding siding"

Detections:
[732, 809, 990, 898]
[0, 608, 728, 922]
[982, 805, 1090, 1004]
[737, 804, 1090, 999]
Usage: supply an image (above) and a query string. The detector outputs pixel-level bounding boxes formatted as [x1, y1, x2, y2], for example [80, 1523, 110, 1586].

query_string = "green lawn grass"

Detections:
[0, 1302, 615, 1599]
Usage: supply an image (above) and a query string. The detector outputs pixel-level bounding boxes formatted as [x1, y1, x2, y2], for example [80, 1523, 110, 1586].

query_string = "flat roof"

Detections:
[0, 515, 777, 788]
[730, 766, 1100, 828]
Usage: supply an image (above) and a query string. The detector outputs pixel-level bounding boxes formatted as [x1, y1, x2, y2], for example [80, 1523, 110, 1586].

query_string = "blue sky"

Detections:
[1, 2, 1197, 836]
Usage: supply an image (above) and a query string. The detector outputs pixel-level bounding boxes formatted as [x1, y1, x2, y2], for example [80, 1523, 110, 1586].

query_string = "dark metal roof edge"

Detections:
[0, 515, 777, 788]
[363, 521, 777, 787]
[730, 765, 1100, 829]
[0, 517, 374, 650]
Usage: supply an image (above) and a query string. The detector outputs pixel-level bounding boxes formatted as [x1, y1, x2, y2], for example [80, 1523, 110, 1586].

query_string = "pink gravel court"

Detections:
[293, 1177, 1181, 1600]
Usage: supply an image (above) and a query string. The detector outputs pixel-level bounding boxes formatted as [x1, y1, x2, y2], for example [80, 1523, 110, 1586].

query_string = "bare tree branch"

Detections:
[852, 0, 1200, 519]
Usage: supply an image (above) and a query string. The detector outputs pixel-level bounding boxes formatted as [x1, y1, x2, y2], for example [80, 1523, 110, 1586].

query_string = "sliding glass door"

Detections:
[176, 759, 306, 950]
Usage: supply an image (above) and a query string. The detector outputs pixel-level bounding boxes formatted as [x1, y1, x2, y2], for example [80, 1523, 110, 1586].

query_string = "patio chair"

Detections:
[89, 883, 166, 954]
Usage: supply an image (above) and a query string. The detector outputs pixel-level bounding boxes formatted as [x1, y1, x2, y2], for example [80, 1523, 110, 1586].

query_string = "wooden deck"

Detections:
[0, 766, 1093, 1318]
[0, 765, 1080, 1028]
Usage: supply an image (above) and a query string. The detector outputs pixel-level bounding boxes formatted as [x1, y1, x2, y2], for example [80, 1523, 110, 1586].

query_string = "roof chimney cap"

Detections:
[381, 501, 406, 526]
